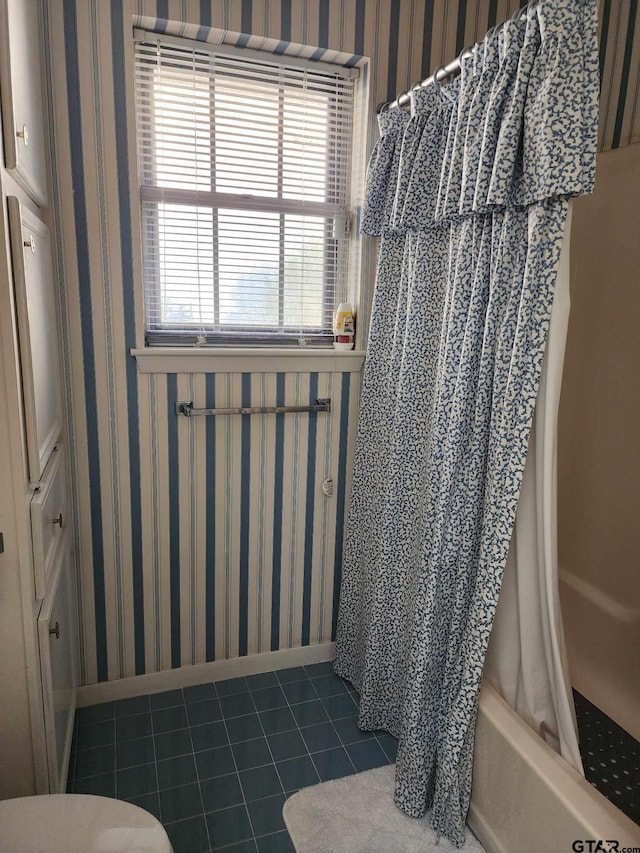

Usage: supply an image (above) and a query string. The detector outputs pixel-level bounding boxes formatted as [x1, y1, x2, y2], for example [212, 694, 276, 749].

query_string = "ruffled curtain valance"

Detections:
[335, 0, 599, 847]
[362, 0, 598, 236]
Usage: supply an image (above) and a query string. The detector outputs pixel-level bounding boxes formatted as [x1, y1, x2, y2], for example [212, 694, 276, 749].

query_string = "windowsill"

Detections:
[130, 347, 366, 374]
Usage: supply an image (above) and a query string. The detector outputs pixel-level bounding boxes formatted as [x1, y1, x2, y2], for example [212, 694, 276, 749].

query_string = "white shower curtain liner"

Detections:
[484, 203, 584, 774]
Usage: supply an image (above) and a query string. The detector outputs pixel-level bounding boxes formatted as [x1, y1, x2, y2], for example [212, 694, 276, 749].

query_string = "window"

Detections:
[134, 33, 356, 347]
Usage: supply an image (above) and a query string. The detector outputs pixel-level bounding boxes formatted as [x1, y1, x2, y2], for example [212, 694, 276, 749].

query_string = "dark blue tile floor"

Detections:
[67, 662, 398, 852]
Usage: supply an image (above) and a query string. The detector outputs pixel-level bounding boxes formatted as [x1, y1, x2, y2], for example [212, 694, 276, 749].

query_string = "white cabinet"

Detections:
[0, 0, 78, 799]
[0, 0, 48, 205]
[7, 198, 63, 482]
[31, 444, 68, 600]
[38, 533, 77, 793]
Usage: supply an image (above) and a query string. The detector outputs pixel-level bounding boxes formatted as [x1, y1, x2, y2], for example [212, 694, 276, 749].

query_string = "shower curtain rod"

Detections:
[378, 1, 536, 114]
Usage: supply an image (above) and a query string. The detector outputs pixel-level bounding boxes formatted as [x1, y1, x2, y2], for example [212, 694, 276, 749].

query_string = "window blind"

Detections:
[134, 34, 356, 347]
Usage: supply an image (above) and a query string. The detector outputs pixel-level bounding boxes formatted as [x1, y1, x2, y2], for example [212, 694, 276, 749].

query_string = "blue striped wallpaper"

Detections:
[46, 0, 639, 685]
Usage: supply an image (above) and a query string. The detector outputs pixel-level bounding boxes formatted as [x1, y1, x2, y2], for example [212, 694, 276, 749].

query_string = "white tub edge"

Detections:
[468, 682, 640, 853]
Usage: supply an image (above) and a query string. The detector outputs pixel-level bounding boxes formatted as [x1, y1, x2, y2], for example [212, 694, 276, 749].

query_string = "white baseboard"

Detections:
[77, 642, 336, 707]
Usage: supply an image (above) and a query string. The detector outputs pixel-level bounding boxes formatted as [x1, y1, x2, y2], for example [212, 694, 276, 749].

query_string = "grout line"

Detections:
[76, 680, 361, 750]
[274, 668, 359, 785]
[218, 687, 260, 847]
[144, 699, 160, 820]
[75, 712, 371, 783]
[77, 666, 379, 841]
[312, 675, 398, 764]
[252, 688, 292, 822]
[183, 691, 215, 853]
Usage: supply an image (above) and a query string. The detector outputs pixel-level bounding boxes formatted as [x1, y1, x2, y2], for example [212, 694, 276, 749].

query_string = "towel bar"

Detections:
[174, 398, 331, 417]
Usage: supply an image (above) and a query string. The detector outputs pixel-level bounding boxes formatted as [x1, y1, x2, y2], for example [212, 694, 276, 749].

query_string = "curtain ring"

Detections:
[493, 16, 509, 36]
[431, 65, 446, 89]
[513, 2, 530, 21]
[408, 80, 423, 107]
[517, 0, 536, 20]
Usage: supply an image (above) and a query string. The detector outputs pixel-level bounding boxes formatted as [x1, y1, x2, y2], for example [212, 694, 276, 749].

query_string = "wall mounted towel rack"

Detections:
[174, 398, 331, 417]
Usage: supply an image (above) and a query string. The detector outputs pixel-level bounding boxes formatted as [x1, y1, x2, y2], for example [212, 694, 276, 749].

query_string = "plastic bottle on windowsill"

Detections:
[333, 303, 355, 351]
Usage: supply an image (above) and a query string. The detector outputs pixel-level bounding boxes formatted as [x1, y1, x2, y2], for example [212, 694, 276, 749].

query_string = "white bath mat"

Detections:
[282, 764, 485, 852]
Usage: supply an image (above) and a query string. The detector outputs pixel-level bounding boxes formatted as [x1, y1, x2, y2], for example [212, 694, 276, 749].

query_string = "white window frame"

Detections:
[133, 31, 360, 354]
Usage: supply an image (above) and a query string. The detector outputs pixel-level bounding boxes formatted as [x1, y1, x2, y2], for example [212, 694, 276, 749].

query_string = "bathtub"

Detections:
[559, 567, 640, 744]
[468, 682, 640, 853]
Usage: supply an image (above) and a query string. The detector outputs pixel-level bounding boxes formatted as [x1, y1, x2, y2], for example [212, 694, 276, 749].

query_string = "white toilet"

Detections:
[0, 794, 173, 852]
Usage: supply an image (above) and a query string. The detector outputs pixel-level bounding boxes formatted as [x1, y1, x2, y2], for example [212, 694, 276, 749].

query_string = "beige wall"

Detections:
[558, 143, 640, 739]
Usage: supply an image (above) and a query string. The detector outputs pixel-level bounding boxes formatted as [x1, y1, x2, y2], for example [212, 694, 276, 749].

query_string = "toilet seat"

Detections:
[0, 794, 173, 852]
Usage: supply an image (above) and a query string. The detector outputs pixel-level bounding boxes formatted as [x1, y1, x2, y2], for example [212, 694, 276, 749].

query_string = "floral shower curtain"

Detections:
[334, 0, 599, 846]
